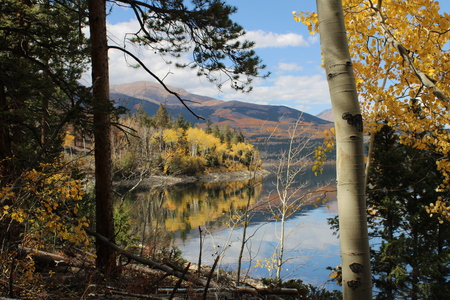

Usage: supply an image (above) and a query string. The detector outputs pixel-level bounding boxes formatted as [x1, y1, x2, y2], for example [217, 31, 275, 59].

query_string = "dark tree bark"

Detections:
[0, 83, 11, 186]
[88, 0, 117, 274]
[85, 0, 267, 276]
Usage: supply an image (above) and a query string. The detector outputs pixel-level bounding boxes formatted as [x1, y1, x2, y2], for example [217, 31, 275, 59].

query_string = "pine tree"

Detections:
[0, 0, 89, 184]
[87, 0, 267, 273]
[0, 0, 91, 279]
[367, 125, 450, 299]
[154, 104, 170, 129]
[212, 124, 221, 139]
[175, 113, 187, 129]
[205, 119, 212, 134]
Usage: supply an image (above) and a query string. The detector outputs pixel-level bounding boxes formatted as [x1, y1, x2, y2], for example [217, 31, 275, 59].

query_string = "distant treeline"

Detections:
[109, 104, 261, 178]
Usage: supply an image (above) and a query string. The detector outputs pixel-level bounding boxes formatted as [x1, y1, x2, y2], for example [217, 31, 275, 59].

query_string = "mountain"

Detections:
[110, 81, 333, 145]
[316, 109, 334, 122]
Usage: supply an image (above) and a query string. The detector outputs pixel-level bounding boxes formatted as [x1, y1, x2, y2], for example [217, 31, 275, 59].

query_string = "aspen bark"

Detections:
[316, 0, 372, 298]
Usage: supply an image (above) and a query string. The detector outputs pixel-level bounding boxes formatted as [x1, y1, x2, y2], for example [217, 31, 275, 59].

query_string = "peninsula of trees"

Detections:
[88, 104, 261, 179]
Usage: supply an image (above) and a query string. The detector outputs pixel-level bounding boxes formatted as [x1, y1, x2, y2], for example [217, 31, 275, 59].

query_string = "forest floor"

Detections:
[3, 244, 303, 300]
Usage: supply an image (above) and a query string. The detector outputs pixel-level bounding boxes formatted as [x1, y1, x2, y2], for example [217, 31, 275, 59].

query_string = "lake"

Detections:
[119, 164, 341, 291]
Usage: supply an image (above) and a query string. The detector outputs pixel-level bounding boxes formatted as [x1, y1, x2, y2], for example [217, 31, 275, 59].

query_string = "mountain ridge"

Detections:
[110, 81, 333, 142]
[316, 108, 334, 122]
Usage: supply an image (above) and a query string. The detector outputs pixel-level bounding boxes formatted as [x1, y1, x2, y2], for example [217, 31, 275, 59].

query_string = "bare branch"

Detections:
[108, 45, 204, 120]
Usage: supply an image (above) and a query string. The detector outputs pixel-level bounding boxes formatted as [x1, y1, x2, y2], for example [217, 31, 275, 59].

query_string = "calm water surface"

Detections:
[173, 199, 340, 290]
[122, 164, 341, 291]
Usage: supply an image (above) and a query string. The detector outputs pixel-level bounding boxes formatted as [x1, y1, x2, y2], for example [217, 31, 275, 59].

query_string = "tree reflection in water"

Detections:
[117, 165, 339, 288]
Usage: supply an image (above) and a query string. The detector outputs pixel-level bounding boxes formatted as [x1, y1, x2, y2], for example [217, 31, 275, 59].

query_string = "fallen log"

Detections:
[18, 246, 93, 270]
[56, 211, 219, 288]
[85, 228, 219, 288]
[56, 213, 300, 298]
[156, 286, 299, 295]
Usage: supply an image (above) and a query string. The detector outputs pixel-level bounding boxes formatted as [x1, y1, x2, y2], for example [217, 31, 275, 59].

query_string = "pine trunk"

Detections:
[316, 0, 372, 298]
[88, 0, 116, 275]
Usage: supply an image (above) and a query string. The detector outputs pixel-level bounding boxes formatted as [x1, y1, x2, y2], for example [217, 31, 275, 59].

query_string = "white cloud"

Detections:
[105, 20, 199, 86]
[308, 34, 320, 44]
[277, 62, 303, 72]
[293, 104, 313, 112]
[82, 19, 329, 114]
[243, 30, 310, 48]
[211, 74, 330, 112]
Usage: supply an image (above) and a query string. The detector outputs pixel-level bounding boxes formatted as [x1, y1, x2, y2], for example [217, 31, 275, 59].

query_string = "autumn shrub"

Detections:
[164, 149, 206, 175]
[163, 149, 184, 175]
[113, 151, 138, 179]
[182, 156, 206, 175]
[0, 156, 91, 298]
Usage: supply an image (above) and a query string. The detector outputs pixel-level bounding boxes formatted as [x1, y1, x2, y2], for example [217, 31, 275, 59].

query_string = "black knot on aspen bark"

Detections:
[347, 280, 361, 290]
[342, 112, 363, 132]
[349, 262, 364, 273]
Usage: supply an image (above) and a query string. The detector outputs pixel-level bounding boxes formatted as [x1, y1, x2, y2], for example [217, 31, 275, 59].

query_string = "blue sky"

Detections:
[100, 1, 450, 116]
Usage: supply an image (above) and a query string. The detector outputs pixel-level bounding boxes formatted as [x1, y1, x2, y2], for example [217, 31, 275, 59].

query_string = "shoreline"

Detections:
[114, 169, 272, 190]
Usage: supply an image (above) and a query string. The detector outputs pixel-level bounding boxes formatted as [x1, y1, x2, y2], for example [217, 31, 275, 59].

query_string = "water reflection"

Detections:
[173, 202, 340, 289]
[161, 179, 265, 236]
[118, 177, 266, 244]
[118, 164, 340, 289]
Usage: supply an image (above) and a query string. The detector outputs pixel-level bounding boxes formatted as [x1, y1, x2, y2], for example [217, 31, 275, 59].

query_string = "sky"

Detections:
[95, 1, 450, 116]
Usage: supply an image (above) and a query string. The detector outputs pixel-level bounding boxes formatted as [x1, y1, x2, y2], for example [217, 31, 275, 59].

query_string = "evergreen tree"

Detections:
[205, 119, 212, 134]
[175, 113, 187, 129]
[0, 0, 90, 184]
[154, 103, 170, 129]
[222, 123, 232, 144]
[367, 125, 450, 299]
[212, 124, 221, 139]
[237, 131, 245, 143]
[136, 105, 153, 126]
[231, 128, 239, 144]
[0, 0, 91, 279]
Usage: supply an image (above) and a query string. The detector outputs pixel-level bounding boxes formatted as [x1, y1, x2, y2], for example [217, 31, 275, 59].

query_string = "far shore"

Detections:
[113, 169, 272, 190]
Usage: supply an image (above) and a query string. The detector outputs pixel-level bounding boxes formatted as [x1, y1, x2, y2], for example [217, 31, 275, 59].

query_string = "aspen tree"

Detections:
[315, 1, 372, 298]
[296, 0, 450, 221]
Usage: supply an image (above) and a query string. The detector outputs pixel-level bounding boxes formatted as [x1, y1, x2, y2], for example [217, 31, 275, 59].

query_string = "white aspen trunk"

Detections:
[276, 207, 286, 281]
[316, 0, 372, 299]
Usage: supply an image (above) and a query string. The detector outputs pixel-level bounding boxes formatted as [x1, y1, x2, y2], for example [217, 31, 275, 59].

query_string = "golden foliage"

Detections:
[64, 131, 75, 147]
[1, 158, 90, 248]
[295, 0, 450, 220]
[0, 156, 91, 298]
[115, 113, 260, 176]
[162, 128, 183, 144]
[426, 197, 450, 224]
[312, 128, 335, 175]
[162, 179, 262, 232]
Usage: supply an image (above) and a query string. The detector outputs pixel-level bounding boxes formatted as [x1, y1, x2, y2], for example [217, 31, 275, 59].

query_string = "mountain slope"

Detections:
[111, 81, 222, 107]
[316, 109, 334, 122]
[110, 81, 333, 142]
